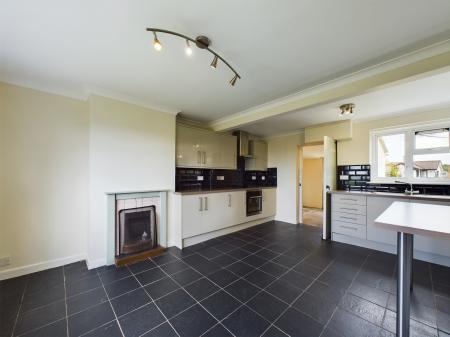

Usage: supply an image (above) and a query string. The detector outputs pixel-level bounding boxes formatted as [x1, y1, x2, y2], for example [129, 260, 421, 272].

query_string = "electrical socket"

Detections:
[0, 256, 11, 267]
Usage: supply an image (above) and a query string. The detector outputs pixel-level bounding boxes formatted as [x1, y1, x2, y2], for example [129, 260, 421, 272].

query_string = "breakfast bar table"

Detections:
[375, 201, 450, 337]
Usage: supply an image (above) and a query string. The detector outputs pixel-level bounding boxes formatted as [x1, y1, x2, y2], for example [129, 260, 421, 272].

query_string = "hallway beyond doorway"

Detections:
[302, 207, 323, 227]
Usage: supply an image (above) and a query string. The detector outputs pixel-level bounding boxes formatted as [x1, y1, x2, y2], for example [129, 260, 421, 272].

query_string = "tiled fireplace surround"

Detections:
[106, 191, 168, 265]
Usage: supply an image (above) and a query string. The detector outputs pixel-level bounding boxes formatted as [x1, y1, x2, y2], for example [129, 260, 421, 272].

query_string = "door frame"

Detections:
[322, 136, 337, 240]
[297, 141, 324, 225]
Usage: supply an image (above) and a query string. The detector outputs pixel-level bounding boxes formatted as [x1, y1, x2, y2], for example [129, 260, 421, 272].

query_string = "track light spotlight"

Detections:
[153, 32, 162, 51]
[210, 55, 218, 69]
[185, 40, 193, 56]
[146, 28, 241, 86]
[229, 74, 238, 86]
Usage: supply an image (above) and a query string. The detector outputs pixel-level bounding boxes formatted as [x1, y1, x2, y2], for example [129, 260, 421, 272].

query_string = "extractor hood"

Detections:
[234, 131, 253, 158]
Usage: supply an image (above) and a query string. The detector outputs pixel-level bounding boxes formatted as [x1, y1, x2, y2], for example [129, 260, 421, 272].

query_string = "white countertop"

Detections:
[174, 186, 276, 195]
[375, 201, 450, 239]
[329, 190, 450, 202]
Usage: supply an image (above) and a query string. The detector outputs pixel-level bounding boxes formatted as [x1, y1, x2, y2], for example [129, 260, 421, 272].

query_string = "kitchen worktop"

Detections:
[329, 190, 450, 202]
[174, 186, 276, 195]
[375, 201, 450, 239]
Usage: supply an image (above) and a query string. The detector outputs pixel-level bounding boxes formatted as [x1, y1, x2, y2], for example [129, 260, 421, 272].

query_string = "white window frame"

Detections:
[370, 119, 450, 184]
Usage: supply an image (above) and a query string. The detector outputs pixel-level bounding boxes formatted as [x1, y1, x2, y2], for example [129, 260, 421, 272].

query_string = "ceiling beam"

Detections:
[209, 45, 450, 132]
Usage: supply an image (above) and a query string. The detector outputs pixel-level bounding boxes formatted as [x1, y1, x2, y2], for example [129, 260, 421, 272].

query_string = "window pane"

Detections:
[413, 153, 450, 179]
[415, 128, 449, 149]
[377, 134, 405, 178]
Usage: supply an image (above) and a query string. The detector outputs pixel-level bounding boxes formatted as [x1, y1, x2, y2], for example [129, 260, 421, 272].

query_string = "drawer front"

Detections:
[332, 202, 366, 215]
[333, 220, 366, 239]
[332, 211, 366, 225]
[332, 194, 366, 206]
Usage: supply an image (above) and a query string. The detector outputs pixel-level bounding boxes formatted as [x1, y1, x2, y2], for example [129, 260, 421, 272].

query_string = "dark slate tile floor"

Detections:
[1, 220, 449, 337]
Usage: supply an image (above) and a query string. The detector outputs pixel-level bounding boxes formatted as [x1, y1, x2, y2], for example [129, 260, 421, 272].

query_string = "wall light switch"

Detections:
[197, 176, 204, 181]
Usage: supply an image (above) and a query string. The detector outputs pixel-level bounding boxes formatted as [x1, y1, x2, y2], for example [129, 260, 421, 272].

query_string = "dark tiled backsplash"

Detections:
[338, 164, 450, 195]
[176, 167, 277, 192]
[337, 165, 371, 191]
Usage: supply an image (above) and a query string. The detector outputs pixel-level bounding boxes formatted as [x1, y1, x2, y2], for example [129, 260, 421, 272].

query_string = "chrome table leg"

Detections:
[397, 232, 413, 337]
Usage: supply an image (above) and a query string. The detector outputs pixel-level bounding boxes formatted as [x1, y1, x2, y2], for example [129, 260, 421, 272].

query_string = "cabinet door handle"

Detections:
[199, 197, 203, 212]
[204, 197, 208, 210]
[340, 207, 357, 211]
[341, 225, 357, 231]
[202, 151, 206, 164]
[197, 151, 201, 164]
[228, 194, 231, 207]
[340, 216, 357, 221]
[341, 198, 357, 201]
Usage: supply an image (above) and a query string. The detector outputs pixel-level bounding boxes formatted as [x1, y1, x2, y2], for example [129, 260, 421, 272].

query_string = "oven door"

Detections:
[246, 191, 262, 216]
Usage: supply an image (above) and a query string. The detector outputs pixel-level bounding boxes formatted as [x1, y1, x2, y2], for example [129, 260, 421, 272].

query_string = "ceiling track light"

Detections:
[146, 28, 241, 86]
[210, 55, 218, 69]
[185, 39, 193, 56]
[153, 32, 162, 51]
[339, 103, 355, 116]
[229, 74, 238, 86]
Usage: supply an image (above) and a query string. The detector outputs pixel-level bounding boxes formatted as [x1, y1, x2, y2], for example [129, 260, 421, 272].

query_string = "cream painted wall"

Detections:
[0, 82, 89, 277]
[267, 133, 304, 224]
[88, 95, 176, 267]
[305, 120, 352, 143]
[302, 158, 323, 209]
[338, 107, 450, 165]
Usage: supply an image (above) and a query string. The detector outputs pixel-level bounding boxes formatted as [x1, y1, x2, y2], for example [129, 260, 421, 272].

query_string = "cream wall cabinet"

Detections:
[176, 124, 237, 169]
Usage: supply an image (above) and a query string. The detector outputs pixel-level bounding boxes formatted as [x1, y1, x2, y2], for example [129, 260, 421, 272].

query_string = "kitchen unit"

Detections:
[173, 123, 276, 248]
[173, 187, 276, 247]
[176, 123, 237, 169]
[330, 190, 450, 266]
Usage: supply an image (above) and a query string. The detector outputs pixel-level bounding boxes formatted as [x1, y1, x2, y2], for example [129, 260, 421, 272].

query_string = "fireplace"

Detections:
[107, 190, 168, 266]
[118, 206, 157, 256]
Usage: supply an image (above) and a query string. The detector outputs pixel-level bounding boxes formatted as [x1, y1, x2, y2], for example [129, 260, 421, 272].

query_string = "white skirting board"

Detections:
[332, 233, 450, 267]
[183, 217, 275, 248]
[0, 254, 86, 281]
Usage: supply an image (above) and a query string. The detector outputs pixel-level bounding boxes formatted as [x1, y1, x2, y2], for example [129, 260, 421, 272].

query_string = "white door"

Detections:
[323, 136, 337, 239]
[297, 146, 303, 224]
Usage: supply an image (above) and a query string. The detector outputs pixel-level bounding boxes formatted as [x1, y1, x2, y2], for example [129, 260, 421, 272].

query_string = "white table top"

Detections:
[375, 201, 450, 239]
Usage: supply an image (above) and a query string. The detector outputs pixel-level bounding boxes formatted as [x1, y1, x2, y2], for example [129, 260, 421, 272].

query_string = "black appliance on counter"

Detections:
[246, 189, 262, 216]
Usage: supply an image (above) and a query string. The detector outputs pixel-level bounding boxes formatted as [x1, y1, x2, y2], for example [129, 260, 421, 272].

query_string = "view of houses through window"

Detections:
[374, 126, 450, 180]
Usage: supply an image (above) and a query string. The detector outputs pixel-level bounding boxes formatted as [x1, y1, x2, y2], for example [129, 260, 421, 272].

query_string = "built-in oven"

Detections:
[246, 189, 262, 216]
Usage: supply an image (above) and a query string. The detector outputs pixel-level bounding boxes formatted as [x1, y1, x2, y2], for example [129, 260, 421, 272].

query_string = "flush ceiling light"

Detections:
[339, 103, 355, 116]
[146, 28, 241, 86]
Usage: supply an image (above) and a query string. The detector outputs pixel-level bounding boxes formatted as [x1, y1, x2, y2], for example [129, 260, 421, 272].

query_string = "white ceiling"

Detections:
[240, 70, 450, 137]
[2, 0, 450, 121]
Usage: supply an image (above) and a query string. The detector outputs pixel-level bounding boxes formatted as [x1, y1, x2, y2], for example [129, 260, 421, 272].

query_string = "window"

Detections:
[371, 122, 450, 182]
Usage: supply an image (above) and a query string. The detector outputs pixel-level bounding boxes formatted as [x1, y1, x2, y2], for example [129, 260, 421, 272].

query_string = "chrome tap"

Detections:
[395, 181, 419, 195]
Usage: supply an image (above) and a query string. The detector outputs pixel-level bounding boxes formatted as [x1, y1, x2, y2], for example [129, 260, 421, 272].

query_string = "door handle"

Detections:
[326, 185, 331, 191]
[199, 197, 203, 211]
[204, 197, 208, 210]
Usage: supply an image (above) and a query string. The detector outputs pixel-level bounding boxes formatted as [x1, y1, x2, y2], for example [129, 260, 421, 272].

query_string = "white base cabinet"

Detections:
[331, 193, 450, 265]
[174, 189, 276, 243]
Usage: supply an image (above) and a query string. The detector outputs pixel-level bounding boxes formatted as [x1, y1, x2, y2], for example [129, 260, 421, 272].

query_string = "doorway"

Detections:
[301, 145, 324, 227]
